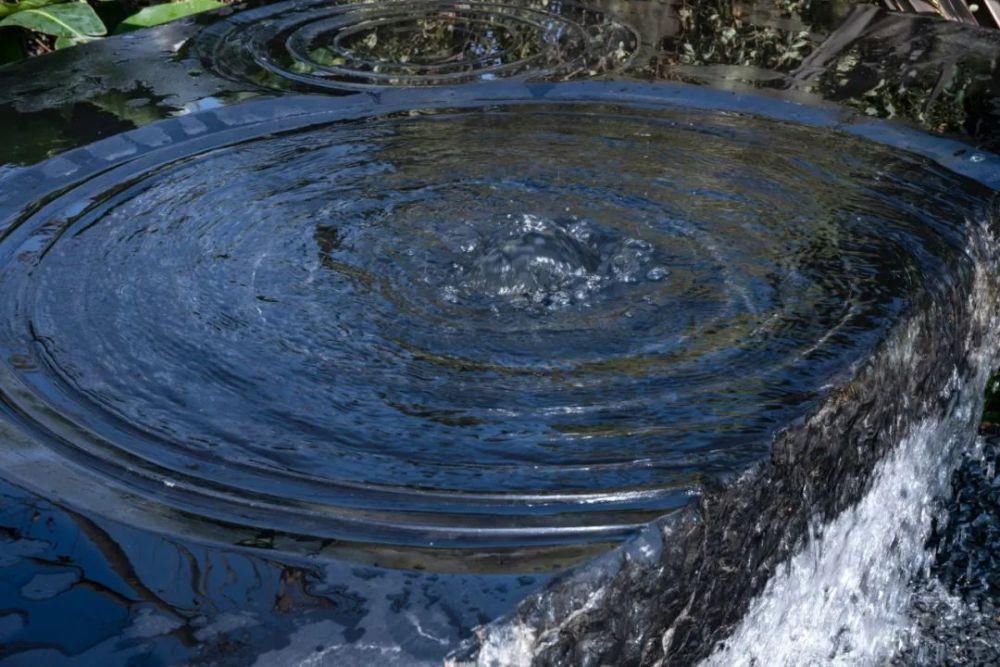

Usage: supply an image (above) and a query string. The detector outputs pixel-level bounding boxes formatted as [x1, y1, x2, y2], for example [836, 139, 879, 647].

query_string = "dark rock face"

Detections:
[451, 210, 1000, 665]
[886, 452, 1000, 665]
[881, 430, 1000, 666]
[934, 432, 1000, 601]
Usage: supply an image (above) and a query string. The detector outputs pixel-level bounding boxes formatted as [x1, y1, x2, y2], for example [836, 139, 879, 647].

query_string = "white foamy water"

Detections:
[702, 266, 1000, 667]
[467, 411, 991, 667]
[701, 421, 965, 665]
[469, 624, 537, 667]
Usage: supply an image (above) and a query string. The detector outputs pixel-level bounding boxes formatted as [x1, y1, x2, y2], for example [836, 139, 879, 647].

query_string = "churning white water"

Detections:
[702, 268, 1000, 667]
[702, 420, 968, 665]
[469, 392, 994, 667]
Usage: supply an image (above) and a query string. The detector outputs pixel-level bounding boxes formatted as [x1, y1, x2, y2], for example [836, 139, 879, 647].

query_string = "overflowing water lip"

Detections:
[194, 0, 637, 90]
[0, 82, 996, 578]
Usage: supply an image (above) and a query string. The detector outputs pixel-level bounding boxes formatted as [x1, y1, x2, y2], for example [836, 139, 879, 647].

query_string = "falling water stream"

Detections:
[3, 2, 1000, 665]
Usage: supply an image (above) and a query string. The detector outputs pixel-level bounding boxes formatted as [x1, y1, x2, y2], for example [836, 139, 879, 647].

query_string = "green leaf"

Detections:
[0, 2, 106, 39]
[115, 0, 222, 33]
[308, 47, 345, 67]
[0, 0, 61, 20]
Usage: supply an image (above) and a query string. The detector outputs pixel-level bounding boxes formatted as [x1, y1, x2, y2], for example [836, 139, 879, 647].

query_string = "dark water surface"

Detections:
[3, 1, 1000, 665]
[2, 99, 983, 549]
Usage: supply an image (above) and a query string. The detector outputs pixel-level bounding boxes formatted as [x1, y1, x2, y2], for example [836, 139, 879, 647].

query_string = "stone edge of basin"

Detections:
[3, 80, 1000, 204]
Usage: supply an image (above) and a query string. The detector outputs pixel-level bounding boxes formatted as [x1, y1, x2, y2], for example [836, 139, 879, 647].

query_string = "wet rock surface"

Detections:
[934, 431, 1000, 604]
[452, 243, 1000, 664]
[888, 430, 1000, 666]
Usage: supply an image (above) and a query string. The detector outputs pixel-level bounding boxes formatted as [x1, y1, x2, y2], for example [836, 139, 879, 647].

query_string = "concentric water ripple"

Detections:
[195, 0, 637, 90]
[0, 91, 986, 551]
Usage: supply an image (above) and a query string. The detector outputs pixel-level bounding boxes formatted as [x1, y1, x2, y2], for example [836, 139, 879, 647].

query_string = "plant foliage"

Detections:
[0, 0, 223, 62]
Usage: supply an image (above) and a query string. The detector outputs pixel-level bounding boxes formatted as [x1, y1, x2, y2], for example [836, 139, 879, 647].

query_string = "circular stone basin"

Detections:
[195, 0, 637, 90]
[0, 85, 988, 552]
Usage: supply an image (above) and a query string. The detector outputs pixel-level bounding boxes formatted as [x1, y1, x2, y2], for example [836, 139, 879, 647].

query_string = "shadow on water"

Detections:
[0, 475, 554, 665]
[3, 1, 1000, 665]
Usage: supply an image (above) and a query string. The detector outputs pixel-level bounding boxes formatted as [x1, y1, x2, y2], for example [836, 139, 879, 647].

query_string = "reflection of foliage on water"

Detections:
[799, 8, 1000, 143]
[0, 87, 169, 164]
[815, 43, 973, 133]
[663, 0, 819, 71]
[264, 0, 634, 84]
[325, 15, 538, 70]
[298, 16, 538, 76]
[651, 2, 1000, 144]
[806, 12, 1000, 142]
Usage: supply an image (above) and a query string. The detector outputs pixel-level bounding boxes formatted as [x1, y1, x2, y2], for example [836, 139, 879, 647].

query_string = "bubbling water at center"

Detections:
[444, 213, 666, 310]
